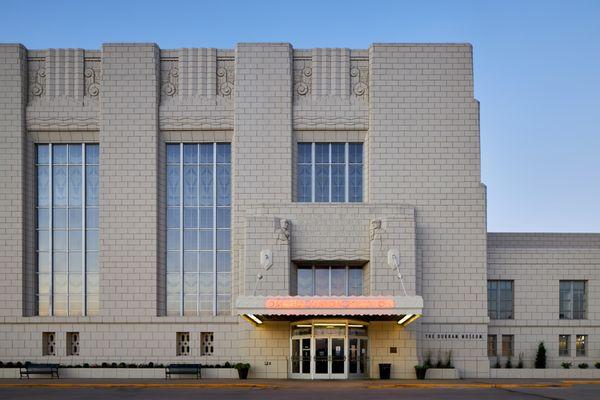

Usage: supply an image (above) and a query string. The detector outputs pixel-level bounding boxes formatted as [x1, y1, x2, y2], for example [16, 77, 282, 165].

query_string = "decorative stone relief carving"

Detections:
[28, 59, 46, 99]
[293, 57, 312, 96]
[216, 59, 234, 97]
[370, 219, 383, 241]
[84, 59, 101, 98]
[161, 59, 179, 97]
[350, 58, 369, 100]
[274, 218, 291, 244]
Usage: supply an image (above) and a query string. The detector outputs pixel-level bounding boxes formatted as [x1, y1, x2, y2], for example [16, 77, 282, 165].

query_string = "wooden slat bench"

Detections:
[20, 363, 60, 379]
[165, 363, 201, 379]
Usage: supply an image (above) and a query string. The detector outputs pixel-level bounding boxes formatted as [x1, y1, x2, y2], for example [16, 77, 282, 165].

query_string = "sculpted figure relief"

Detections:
[275, 218, 291, 244]
[370, 219, 383, 241]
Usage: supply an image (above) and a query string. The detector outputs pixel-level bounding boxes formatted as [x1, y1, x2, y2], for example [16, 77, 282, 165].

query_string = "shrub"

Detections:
[435, 349, 443, 368]
[595, 362, 600, 369]
[111, 362, 117, 368]
[578, 363, 589, 369]
[494, 357, 501, 368]
[118, 362, 127, 368]
[505, 357, 512, 369]
[517, 353, 524, 369]
[424, 351, 433, 369]
[535, 342, 546, 369]
[101, 362, 109, 368]
[444, 350, 453, 368]
[414, 365, 427, 379]
[561, 362, 572, 369]
[234, 363, 250, 370]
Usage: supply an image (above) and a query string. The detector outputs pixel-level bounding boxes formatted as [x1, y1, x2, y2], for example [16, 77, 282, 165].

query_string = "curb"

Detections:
[0, 383, 275, 389]
[369, 381, 597, 389]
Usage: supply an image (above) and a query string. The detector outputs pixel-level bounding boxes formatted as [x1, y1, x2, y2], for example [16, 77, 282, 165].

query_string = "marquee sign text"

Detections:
[265, 298, 395, 309]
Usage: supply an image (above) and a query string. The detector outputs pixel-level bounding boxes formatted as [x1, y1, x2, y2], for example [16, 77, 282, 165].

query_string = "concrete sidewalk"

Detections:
[1, 378, 599, 389]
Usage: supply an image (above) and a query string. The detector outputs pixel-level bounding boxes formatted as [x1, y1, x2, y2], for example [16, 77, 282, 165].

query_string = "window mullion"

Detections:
[197, 146, 200, 317]
[49, 144, 54, 316]
[66, 146, 70, 316]
[311, 143, 315, 202]
[212, 143, 217, 316]
[82, 144, 87, 316]
[344, 143, 349, 202]
[328, 144, 332, 202]
[179, 144, 184, 317]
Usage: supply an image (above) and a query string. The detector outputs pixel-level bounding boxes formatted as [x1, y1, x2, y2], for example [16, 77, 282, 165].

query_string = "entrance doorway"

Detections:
[289, 320, 369, 379]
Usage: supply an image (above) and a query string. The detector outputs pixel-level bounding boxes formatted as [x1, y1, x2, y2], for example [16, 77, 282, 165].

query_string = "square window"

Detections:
[177, 332, 190, 356]
[201, 332, 214, 356]
[559, 335, 570, 356]
[501, 335, 513, 357]
[487, 335, 497, 357]
[43, 332, 56, 356]
[576, 335, 587, 357]
[66, 332, 79, 356]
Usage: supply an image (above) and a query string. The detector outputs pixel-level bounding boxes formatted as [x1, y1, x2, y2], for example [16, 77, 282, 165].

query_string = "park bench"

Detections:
[165, 363, 201, 379]
[19, 363, 60, 379]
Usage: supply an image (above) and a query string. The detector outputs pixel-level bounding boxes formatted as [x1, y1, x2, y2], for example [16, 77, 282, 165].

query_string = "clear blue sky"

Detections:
[2, 0, 598, 232]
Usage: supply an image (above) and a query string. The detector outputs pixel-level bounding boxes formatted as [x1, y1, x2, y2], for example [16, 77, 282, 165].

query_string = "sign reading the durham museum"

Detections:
[424, 333, 484, 340]
[265, 297, 395, 309]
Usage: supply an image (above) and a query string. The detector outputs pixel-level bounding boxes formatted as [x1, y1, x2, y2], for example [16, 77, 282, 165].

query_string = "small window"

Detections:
[501, 335, 513, 357]
[66, 332, 79, 356]
[488, 280, 513, 319]
[296, 266, 363, 296]
[576, 335, 587, 357]
[296, 142, 363, 203]
[201, 332, 214, 356]
[559, 335, 570, 356]
[560, 281, 587, 319]
[487, 335, 497, 357]
[42, 332, 56, 356]
[177, 332, 190, 356]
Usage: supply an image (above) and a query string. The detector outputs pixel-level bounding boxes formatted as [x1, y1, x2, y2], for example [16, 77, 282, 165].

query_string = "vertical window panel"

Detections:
[37, 143, 100, 316]
[166, 143, 231, 316]
[297, 268, 313, 296]
[297, 142, 363, 203]
[314, 268, 330, 296]
[85, 165, 99, 206]
[330, 268, 346, 296]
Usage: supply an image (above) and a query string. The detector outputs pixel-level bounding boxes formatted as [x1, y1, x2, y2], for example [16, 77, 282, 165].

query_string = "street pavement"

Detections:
[0, 379, 599, 400]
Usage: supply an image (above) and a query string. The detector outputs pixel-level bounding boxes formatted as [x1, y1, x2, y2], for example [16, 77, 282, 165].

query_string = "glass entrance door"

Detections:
[349, 338, 368, 376]
[291, 337, 311, 378]
[330, 337, 346, 378]
[314, 338, 328, 375]
[313, 337, 346, 379]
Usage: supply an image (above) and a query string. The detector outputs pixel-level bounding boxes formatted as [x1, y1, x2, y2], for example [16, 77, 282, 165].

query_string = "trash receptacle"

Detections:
[378, 363, 391, 379]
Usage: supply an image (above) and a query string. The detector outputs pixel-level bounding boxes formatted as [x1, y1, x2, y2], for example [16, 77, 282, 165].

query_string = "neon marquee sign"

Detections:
[265, 298, 395, 309]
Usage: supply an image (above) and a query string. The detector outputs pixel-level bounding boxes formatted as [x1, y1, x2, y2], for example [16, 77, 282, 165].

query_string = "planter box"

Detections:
[0, 367, 237, 379]
[425, 368, 460, 380]
[490, 368, 600, 379]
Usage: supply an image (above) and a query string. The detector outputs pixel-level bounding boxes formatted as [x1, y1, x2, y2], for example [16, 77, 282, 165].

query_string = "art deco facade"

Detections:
[0, 43, 598, 379]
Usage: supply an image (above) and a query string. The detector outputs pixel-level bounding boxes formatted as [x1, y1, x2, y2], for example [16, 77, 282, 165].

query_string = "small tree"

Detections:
[535, 342, 547, 369]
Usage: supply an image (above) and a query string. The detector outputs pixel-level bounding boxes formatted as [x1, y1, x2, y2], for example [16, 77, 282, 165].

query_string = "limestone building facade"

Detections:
[0, 42, 598, 379]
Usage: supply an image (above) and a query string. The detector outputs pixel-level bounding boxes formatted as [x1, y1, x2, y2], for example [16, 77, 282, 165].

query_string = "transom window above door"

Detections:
[296, 266, 363, 296]
[297, 143, 363, 203]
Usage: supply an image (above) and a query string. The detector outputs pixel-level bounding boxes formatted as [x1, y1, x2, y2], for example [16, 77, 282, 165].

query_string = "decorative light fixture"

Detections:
[397, 314, 420, 327]
[244, 314, 263, 325]
[348, 324, 364, 328]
